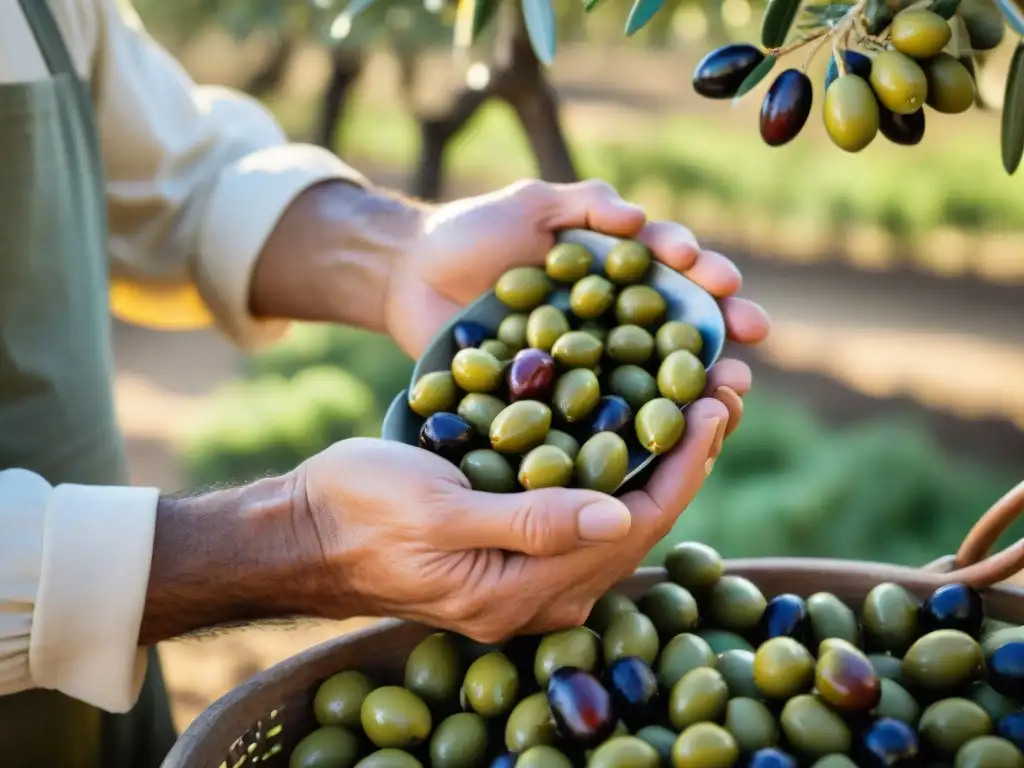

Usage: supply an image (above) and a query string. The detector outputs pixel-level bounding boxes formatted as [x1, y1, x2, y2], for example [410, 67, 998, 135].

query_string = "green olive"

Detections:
[656, 321, 703, 358]
[544, 429, 580, 461]
[403, 634, 462, 714]
[705, 575, 767, 633]
[658, 633, 716, 689]
[981, 618, 1016, 641]
[697, 629, 755, 654]
[505, 692, 558, 752]
[497, 314, 528, 351]
[806, 592, 860, 647]
[636, 398, 686, 456]
[608, 365, 658, 411]
[665, 543, 724, 591]
[779, 694, 852, 758]
[546, 242, 593, 282]
[353, 749, 422, 768]
[809, 757, 857, 768]
[460, 450, 517, 493]
[429, 712, 489, 768]
[570, 274, 616, 319]
[408, 372, 458, 418]
[890, 9, 953, 59]
[518, 445, 574, 489]
[604, 240, 652, 284]
[615, 285, 667, 327]
[495, 266, 551, 311]
[902, 629, 984, 694]
[868, 653, 905, 685]
[875, 678, 921, 726]
[576, 431, 630, 494]
[824, 75, 880, 153]
[463, 652, 519, 718]
[983, 625, 1024, 658]
[919, 698, 992, 755]
[526, 305, 571, 352]
[924, 53, 976, 114]
[967, 681, 1019, 723]
[517, 746, 573, 768]
[604, 610, 660, 665]
[589, 736, 661, 768]
[861, 582, 920, 655]
[754, 637, 815, 700]
[671, 722, 739, 768]
[724, 697, 779, 753]
[716, 649, 759, 699]
[489, 400, 552, 454]
[534, 627, 601, 686]
[870, 51, 929, 115]
[815, 646, 881, 713]
[637, 582, 700, 640]
[657, 350, 707, 405]
[479, 339, 510, 360]
[956, 736, 1024, 768]
[586, 591, 639, 635]
[552, 368, 601, 423]
[635, 725, 677, 764]
[314, 670, 375, 728]
[457, 393, 506, 437]
[289, 726, 362, 768]
[551, 330, 604, 369]
[606, 324, 655, 365]
[669, 667, 729, 730]
[360, 686, 432, 749]
[451, 348, 503, 393]
[958, 0, 1005, 50]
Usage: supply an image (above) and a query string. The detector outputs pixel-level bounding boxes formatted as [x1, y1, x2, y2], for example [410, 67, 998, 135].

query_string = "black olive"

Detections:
[692, 43, 767, 99]
[920, 583, 984, 636]
[745, 748, 799, 768]
[546, 667, 616, 749]
[419, 412, 476, 463]
[605, 657, 659, 731]
[488, 753, 518, 768]
[989, 642, 1024, 699]
[879, 108, 925, 146]
[856, 717, 921, 767]
[825, 49, 873, 91]
[587, 396, 633, 438]
[997, 710, 1024, 749]
[453, 321, 491, 350]
[760, 69, 813, 147]
[759, 593, 811, 644]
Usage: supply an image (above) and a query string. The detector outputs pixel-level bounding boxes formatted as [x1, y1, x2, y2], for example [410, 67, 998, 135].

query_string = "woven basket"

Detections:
[161, 481, 1024, 768]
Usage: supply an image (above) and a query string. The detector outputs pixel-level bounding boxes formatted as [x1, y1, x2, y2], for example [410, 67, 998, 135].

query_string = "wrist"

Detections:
[249, 180, 429, 333]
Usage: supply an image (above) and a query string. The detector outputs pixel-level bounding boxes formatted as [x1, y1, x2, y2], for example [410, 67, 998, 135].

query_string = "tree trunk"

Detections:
[315, 47, 366, 151]
[243, 34, 296, 98]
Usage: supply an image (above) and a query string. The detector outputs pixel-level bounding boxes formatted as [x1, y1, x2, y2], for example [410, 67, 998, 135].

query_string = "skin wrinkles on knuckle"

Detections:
[509, 497, 561, 555]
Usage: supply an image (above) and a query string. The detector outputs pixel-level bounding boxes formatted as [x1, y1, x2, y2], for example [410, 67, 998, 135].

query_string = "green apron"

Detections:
[0, 2, 177, 765]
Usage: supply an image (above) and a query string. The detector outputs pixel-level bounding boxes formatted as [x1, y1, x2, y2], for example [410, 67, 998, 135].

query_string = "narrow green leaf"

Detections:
[522, 0, 558, 66]
[994, 0, 1024, 33]
[454, 0, 503, 48]
[802, 3, 856, 24]
[1001, 41, 1024, 174]
[625, 0, 666, 35]
[928, 0, 961, 17]
[762, 0, 803, 47]
[733, 54, 777, 104]
[583, 0, 602, 10]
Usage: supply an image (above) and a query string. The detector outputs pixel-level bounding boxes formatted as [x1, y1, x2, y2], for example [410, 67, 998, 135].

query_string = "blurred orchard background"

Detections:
[114, 0, 1023, 730]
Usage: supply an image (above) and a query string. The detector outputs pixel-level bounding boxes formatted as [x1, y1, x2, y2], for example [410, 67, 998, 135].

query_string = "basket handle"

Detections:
[935, 481, 1024, 587]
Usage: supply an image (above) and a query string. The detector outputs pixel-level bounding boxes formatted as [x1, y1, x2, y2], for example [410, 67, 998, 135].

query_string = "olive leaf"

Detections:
[865, 0, 916, 33]
[625, 0, 667, 35]
[454, 0, 503, 48]
[928, 0, 962, 17]
[732, 54, 778, 105]
[994, 0, 1024, 33]
[522, 0, 558, 66]
[802, 2, 856, 24]
[1001, 41, 1024, 174]
[762, 0, 804, 47]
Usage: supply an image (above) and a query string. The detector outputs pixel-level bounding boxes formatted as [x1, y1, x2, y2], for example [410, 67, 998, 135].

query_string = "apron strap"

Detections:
[19, 0, 79, 79]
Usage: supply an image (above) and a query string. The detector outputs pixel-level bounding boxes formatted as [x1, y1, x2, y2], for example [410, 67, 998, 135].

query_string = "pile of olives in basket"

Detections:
[406, 239, 708, 495]
[289, 541, 1024, 767]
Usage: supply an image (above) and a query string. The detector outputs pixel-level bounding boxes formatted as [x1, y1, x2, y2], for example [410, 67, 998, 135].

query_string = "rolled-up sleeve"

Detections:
[0, 469, 159, 713]
[95, 0, 368, 348]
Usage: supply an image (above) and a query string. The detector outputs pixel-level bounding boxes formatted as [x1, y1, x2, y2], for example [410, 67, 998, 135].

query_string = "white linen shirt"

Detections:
[0, 0, 367, 714]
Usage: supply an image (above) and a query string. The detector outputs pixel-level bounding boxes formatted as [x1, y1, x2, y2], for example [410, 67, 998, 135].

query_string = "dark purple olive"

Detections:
[453, 321, 491, 350]
[997, 710, 1024, 749]
[989, 642, 1024, 699]
[488, 754, 517, 768]
[546, 667, 616, 749]
[744, 748, 798, 768]
[605, 657, 659, 731]
[586, 395, 633, 438]
[760, 593, 810, 643]
[507, 349, 556, 402]
[692, 43, 767, 99]
[760, 69, 813, 147]
[855, 718, 920, 766]
[879, 108, 925, 146]
[419, 412, 475, 463]
[825, 49, 873, 91]
[920, 583, 984, 636]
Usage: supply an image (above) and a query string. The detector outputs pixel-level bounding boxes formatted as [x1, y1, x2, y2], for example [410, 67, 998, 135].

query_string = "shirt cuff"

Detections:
[195, 143, 370, 350]
[30, 483, 159, 713]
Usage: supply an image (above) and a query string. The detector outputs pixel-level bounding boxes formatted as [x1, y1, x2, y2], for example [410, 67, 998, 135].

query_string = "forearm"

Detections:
[249, 181, 429, 334]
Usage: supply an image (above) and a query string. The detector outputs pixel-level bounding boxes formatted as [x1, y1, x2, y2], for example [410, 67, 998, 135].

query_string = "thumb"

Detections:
[439, 487, 632, 556]
[541, 180, 647, 237]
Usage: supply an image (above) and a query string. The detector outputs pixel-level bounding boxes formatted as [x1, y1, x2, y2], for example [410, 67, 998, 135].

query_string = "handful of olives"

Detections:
[289, 542, 1024, 767]
[402, 237, 716, 496]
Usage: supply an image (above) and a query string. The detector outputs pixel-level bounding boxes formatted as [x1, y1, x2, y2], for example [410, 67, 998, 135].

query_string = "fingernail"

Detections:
[578, 501, 631, 542]
[705, 458, 716, 477]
